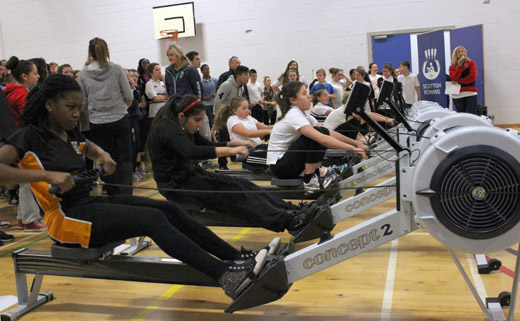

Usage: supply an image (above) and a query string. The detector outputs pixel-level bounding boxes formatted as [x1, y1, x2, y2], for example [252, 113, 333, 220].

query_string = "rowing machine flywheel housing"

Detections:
[412, 126, 520, 253]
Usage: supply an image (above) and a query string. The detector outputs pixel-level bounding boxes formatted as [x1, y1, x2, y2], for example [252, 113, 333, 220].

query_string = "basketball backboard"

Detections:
[153, 2, 196, 40]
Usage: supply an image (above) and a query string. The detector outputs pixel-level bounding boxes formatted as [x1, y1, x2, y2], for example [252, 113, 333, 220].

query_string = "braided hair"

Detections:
[22, 74, 81, 126]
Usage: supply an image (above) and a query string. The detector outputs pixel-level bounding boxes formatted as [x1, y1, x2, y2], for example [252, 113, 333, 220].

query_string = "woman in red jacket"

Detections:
[449, 46, 478, 114]
[3, 56, 40, 128]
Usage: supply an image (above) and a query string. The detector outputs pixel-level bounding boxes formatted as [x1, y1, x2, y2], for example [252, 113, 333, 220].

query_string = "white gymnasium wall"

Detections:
[0, 0, 519, 124]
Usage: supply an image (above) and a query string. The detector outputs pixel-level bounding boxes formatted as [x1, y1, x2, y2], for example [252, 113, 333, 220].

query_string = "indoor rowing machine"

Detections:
[227, 94, 520, 320]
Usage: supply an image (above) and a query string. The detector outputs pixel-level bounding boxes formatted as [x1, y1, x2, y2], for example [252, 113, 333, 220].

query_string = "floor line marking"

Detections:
[0, 234, 49, 257]
[130, 227, 252, 321]
[466, 253, 488, 300]
[380, 239, 399, 321]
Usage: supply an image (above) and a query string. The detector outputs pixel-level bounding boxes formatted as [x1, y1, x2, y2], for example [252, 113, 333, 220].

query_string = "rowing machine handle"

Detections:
[49, 165, 104, 195]
[235, 146, 254, 162]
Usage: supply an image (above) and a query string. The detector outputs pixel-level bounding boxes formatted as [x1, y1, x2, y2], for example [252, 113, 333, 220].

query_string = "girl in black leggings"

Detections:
[147, 94, 311, 233]
[0, 74, 269, 298]
[267, 82, 367, 192]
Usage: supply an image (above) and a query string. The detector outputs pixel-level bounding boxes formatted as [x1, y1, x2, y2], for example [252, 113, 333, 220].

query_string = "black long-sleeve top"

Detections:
[148, 118, 226, 184]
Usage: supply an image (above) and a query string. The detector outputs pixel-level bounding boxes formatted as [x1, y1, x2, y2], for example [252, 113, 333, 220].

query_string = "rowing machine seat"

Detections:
[51, 241, 125, 261]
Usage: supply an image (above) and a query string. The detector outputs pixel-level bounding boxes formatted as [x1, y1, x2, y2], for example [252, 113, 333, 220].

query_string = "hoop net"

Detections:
[160, 29, 179, 46]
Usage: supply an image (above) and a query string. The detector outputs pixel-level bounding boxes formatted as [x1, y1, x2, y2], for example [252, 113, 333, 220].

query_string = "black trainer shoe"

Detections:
[235, 237, 281, 263]
[0, 230, 14, 242]
[286, 206, 315, 232]
[219, 249, 267, 298]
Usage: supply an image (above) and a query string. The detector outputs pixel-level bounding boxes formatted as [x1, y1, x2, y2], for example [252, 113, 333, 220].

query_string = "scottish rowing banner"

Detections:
[417, 30, 446, 107]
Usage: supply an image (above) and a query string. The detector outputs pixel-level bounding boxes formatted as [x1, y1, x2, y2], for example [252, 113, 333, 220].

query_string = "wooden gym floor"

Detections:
[0, 165, 519, 320]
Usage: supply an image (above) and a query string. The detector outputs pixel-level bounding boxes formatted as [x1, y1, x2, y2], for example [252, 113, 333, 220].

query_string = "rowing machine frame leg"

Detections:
[1, 269, 53, 321]
[448, 246, 520, 321]
[120, 236, 152, 256]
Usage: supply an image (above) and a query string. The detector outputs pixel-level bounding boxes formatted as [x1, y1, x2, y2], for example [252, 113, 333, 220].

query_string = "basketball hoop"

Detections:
[160, 29, 179, 46]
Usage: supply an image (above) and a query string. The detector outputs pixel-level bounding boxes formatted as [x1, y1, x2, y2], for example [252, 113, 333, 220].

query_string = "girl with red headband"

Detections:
[147, 94, 314, 234]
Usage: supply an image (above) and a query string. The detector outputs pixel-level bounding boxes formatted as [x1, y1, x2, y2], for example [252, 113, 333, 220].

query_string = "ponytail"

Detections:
[87, 37, 110, 72]
[213, 96, 246, 131]
[276, 81, 304, 121]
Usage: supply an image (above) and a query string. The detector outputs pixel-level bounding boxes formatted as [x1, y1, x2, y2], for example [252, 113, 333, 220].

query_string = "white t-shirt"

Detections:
[323, 105, 351, 130]
[145, 79, 167, 117]
[310, 102, 334, 124]
[246, 81, 263, 105]
[267, 106, 317, 164]
[397, 73, 420, 104]
[329, 79, 346, 108]
[227, 115, 262, 146]
[273, 74, 308, 90]
[369, 74, 381, 99]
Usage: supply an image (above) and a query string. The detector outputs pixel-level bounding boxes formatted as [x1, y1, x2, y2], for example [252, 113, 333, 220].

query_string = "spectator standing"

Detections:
[78, 37, 134, 195]
[397, 60, 421, 106]
[368, 62, 381, 99]
[58, 64, 74, 77]
[449, 46, 478, 114]
[201, 64, 217, 127]
[185, 50, 210, 140]
[262, 76, 277, 126]
[246, 69, 264, 122]
[3, 56, 45, 231]
[49, 62, 58, 75]
[217, 56, 241, 90]
[272, 60, 308, 93]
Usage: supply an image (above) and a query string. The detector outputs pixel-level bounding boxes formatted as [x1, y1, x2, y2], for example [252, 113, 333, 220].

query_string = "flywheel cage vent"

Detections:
[429, 146, 520, 239]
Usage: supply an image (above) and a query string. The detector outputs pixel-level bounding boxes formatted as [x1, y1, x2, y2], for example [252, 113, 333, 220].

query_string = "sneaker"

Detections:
[0, 220, 11, 228]
[235, 237, 281, 262]
[16, 220, 24, 229]
[303, 174, 321, 194]
[8, 195, 19, 206]
[135, 168, 145, 177]
[219, 166, 229, 170]
[322, 174, 337, 190]
[23, 220, 46, 232]
[132, 173, 143, 182]
[335, 163, 348, 174]
[323, 166, 337, 178]
[219, 249, 268, 298]
[0, 231, 14, 242]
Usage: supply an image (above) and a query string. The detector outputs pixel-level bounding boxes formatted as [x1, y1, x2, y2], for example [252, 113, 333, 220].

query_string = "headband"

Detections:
[181, 99, 200, 114]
